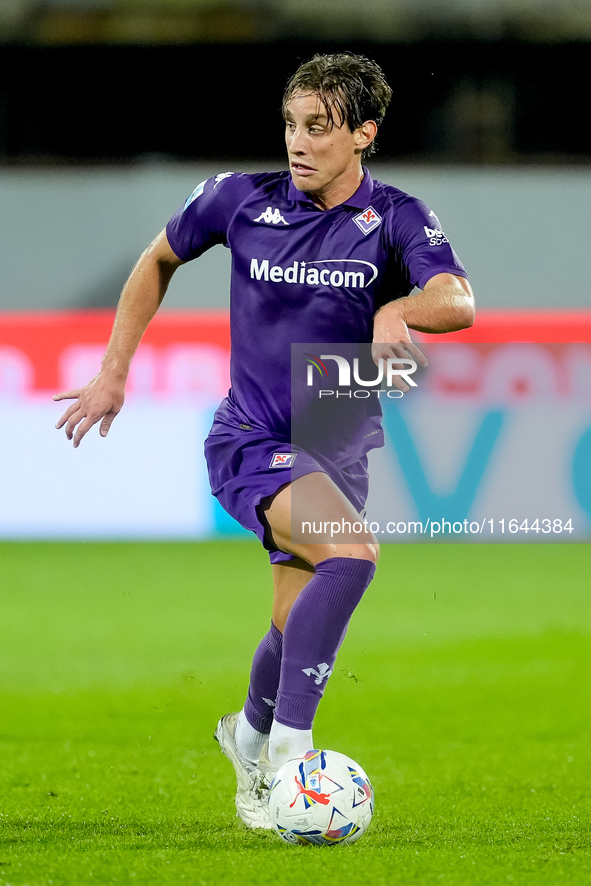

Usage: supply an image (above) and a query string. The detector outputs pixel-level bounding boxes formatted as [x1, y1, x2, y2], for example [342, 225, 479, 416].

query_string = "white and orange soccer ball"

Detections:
[267, 749, 374, 846]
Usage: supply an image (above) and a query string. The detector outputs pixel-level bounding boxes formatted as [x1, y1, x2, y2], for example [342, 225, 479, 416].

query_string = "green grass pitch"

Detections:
[1, 541, 590, 885]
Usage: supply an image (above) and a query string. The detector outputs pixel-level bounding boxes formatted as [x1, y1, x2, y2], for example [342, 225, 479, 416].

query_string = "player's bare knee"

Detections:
[351, 541, 379, 565]
[322, 541, 379, 564]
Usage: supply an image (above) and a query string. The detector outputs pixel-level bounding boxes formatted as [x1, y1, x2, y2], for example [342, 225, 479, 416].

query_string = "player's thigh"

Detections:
[262, 471, 379, 567]
[271, 558, 315, 633]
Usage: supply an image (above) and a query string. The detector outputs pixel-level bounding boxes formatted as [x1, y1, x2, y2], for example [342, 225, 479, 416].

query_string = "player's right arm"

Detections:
[54, 229, 184, 448]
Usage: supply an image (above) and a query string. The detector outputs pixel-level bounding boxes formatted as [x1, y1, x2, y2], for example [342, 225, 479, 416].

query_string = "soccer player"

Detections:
[54, 53, 474, 829]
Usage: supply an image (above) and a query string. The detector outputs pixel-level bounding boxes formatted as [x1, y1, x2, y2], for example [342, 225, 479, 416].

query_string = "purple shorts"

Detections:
[204, 420, 369, 564]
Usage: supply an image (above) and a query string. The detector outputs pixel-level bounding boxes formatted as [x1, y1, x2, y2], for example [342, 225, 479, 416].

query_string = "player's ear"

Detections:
[355, 120, 378, 153]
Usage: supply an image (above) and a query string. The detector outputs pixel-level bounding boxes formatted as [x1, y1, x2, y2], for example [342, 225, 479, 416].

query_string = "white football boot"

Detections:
[214, 712, 272, 830]
[257, 739, 279, 787]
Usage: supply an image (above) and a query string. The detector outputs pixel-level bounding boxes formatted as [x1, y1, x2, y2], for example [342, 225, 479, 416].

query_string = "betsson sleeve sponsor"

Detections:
[391, 197, 468, 291]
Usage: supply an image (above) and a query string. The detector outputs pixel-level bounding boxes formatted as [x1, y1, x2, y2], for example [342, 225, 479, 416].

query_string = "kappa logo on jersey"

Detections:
[255, 206, 289, 226]
[270, 452, 297, 468]
[353, 206, 382, 236]
[214, 172, 234, 187]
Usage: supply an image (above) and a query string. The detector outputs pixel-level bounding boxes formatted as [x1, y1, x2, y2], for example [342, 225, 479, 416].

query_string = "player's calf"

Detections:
[269, 556, 376, 767]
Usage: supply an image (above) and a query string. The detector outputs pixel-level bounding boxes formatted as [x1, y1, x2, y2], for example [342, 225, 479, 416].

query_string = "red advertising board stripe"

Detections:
[1, 309, 590, 392]
[0, 310, 230, 391]
[419, 310, 591, 344]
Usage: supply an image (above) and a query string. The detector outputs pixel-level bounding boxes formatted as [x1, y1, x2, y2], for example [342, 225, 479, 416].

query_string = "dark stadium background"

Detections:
[0, 40, 588, 165]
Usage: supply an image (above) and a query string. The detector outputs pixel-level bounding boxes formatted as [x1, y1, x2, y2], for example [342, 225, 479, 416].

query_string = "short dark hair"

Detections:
[282, 53, 392, 158]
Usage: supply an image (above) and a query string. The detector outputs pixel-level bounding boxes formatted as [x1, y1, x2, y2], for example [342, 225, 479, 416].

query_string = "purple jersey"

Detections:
[166, 169, 467, 458]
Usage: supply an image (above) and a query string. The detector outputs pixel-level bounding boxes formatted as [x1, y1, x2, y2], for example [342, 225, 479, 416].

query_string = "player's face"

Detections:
[284, 92, 371, 209]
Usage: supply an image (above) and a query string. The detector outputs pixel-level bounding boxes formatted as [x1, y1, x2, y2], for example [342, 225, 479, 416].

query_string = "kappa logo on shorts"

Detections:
[270, 452, 297, 468]
[353, 206, 382, 235]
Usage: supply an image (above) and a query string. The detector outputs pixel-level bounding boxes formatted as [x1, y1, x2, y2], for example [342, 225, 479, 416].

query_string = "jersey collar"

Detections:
[287, 167, 374, 210]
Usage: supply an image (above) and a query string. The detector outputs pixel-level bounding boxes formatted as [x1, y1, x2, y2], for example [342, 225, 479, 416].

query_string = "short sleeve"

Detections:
[166, 172, 239, 262]
[390, 197, 468, 290]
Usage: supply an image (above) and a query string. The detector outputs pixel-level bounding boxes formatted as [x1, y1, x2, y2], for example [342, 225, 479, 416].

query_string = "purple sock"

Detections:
[243, 621, 283, 733]
[274, 557, 375, 730]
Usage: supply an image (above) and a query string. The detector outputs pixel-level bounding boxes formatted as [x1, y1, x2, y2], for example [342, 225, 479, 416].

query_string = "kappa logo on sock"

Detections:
[302, 662, 332, 685]
[262, 697, 276, 708]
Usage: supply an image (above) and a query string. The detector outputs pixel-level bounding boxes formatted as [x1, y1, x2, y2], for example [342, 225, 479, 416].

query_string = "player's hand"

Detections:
[53, 371, 126, 448]
[372, 304, 428, 392]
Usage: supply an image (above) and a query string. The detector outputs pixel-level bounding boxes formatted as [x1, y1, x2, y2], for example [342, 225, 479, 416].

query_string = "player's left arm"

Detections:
[373, 273, 475, 345]
[371, 273, 474, 386]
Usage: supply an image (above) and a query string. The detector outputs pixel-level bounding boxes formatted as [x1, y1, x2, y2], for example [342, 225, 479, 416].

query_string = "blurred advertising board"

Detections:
[0, 310, 590, 540]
